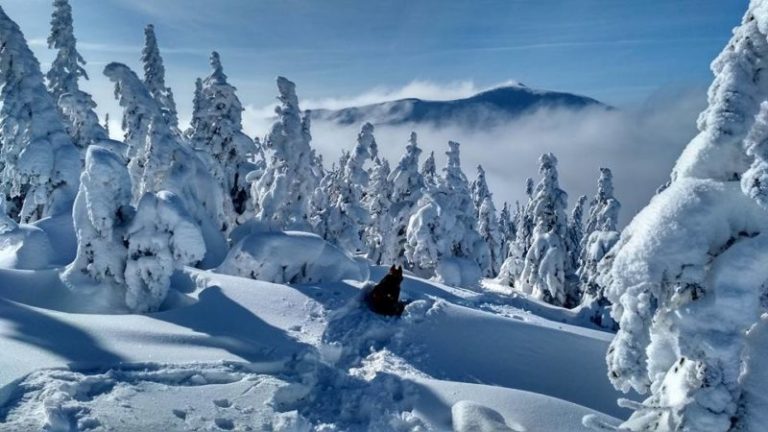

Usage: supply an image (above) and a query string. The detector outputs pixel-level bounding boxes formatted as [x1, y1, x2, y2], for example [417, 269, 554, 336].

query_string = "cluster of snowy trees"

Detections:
[0, 0, 626, 315]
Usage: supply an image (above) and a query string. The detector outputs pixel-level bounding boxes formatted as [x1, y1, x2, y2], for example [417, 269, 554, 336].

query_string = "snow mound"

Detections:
[0, 224, 53, 270]
[217, 230, 368, 284]
[435, 257, 482, 289]
[451, 400, 521, 432]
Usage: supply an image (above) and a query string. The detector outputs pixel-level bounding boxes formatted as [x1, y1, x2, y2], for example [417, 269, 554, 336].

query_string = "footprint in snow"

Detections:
[213, 398, 232, 408]
[214, 417, 235, 430]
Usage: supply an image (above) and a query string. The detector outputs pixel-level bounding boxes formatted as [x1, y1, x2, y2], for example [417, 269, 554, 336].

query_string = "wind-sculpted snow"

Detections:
[0, 264, 624, 430]
[217, 230, 368, 284]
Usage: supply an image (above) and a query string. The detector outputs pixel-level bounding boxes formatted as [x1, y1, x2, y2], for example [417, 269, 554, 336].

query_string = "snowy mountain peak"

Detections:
[311, 84, 608, 127]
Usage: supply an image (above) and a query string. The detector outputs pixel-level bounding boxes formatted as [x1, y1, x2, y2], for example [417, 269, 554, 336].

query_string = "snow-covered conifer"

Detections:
[386, 132, 425, 263]
[63, 145, 132, 289]
[516, 153, 575, 306]
[124, 191, 205, 313]
[252, 77, 318, 230]
[46, 0, 107, 152]
[141, 24, 178, 129]
[421, 151, 438, 188]
[189, 52, 256, 229]
[601, 4, 768, 429]
[406, 141, 485, 285]
[0, 6, 80, 223]
[471, 165, 492, 219]
[498, 201, 514, 262]
[477, 196, 503, 277]
[566, 194, 587, 273]
[364, 157, 394, 264]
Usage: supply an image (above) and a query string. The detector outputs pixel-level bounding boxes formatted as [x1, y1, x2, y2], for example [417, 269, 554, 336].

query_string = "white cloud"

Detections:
[245, 86, 705, 227]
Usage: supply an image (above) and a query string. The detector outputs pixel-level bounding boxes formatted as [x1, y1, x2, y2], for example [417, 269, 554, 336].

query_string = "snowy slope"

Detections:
[0, 265, 626, 430]
[310, 84, 609, 128]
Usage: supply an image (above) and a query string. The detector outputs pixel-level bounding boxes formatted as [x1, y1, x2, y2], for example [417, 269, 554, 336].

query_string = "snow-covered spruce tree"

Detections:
[406, 141, 486, 286]
[598, 3, 768, 430]
[46, 0, 107, 152]
[364, 157, 395, 264]
[420, 150, 438, 188]
[498, 201, 515, 265]
[516, 153, 576, 307]
[141, 24, 178, 129]
[477, 196, 503, 277]
[189, 52, 256, 229]
[125, 191, 205, 313]
[63, 145, 132, 290]
[0, 6, 81, 223]
[471, 165, 502, 276]
[578, 168, 620, 301]
[498, 179, 533, 286]
[566, 194, 587, 274]
[105, 62, 228, 265]
[470, 165, 492, 218]
[387, 132, 425, 264]
[320, 123, 378, 253]
[252, 77, 318, 230]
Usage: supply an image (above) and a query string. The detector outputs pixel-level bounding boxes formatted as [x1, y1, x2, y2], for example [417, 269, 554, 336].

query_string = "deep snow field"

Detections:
[0, 252, 629, 431]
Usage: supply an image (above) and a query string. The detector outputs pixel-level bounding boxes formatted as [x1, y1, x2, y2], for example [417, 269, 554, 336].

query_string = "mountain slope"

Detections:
[311, 84, 609, 127]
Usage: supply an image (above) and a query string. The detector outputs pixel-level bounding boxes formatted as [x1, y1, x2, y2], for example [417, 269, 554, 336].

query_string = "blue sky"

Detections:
[0, 0, 753, 221]
[2, 0, 750, 119]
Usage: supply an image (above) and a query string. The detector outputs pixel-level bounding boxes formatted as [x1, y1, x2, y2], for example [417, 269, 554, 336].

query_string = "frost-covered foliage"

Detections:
[320, 123, 377, 253]
[141, 24, 178, 129]
[252, 77, 318, 230]
[124, 191, 205, 313]
[46, 0, 107, 152]
[387, 132, 425, 264]
[406, 141, 485, 286]
[578, 168, 620, 325]
[0, 6, 81, 223]
[420, 151, 438, 188]
[516, 153, 575, 307]
[601, 3, 768, 430]
[63, 146, 132, 289]
[477, 196, 503, 277]
[498, 201, 515, 265]
[217, 230, 367, 284]
[364, 157, 395, 264]
[189, 52, 257, 229]
[499, 179, 534, 285]
[63, 146, 204, 313]
[105, 62, 227, 265]
[472, 165, 502, 277]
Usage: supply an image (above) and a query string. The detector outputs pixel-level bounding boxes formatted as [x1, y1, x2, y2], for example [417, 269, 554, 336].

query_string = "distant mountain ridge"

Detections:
[310, 83, 610, 127]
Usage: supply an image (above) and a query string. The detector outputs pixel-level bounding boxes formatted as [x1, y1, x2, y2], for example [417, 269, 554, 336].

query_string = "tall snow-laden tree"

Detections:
[421, 151, 438, 188]
[321, 123, 378, 253]
[471, 165, 502, 276]
[406, 141, 486, 286]
[364, 157, 394, 264]
[471, 165, 492, 218]
[141, 24, 178, 129]
[498, 179, 533, 285]
[63, 145, 132, 291]
[516, 153, 575, 307]
[189, 52, 256, 229]
[477, 196, 503, 277]
[498, 201, 514, 264]
[566, 194, 587, 273]
[46, 0, 107, 152]
[252, 77, 318, 230]
[105, 62, 228, 266]
[0, 6, 81, 223]
[599, 3, 768, 430]
[387, 132, 425, 264]
[578, 168, 620, 299]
